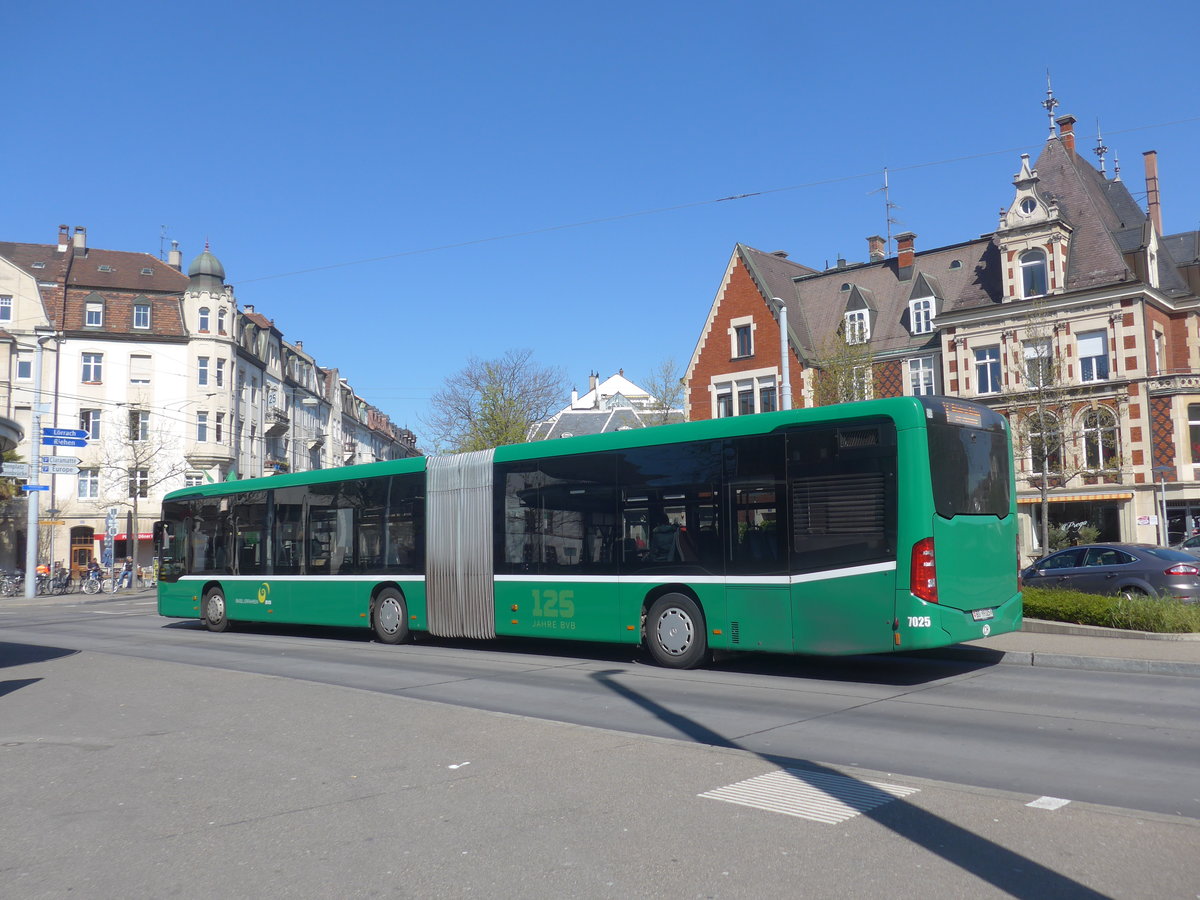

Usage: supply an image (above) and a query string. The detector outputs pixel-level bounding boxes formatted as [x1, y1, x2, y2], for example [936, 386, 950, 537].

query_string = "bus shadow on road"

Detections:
[0, 642, 80, 699]
[591, 668, 1107, 900]
[162, 617, 1004, 687]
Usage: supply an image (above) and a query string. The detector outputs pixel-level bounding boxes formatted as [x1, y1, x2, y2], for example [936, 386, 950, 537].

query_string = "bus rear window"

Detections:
[926, 422, 1010, 517]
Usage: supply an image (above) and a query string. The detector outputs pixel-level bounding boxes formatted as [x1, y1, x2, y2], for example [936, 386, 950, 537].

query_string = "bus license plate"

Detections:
[971, 608, 994, 621]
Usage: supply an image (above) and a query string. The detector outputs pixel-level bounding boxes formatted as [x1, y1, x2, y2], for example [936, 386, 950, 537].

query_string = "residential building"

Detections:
[528, 370, 686, 440]
[685, 104, 1200, 560]
[0, 226, 418, 576]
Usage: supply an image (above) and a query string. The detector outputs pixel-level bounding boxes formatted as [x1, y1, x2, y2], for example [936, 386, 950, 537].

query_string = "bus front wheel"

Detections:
[372, 588, 410, 644]
[646, 593, 707, 669]
[203, 587, 230, 633]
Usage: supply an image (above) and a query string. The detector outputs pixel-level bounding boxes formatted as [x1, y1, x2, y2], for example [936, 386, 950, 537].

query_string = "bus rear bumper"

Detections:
[895, 590, 1023, 650]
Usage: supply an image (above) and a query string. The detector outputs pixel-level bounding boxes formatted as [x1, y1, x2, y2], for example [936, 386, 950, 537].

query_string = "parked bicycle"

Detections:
[0, 570, 24, 597]
[50, 568, 73, 595]
[81, 568, 105, 595]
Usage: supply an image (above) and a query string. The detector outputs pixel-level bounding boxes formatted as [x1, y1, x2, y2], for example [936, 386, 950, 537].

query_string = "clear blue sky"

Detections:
[7, 0, 1199, 437]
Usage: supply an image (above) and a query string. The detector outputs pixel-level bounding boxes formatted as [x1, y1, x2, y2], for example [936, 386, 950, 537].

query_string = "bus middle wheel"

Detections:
[372, 588, 410, 644]
[646, 593, 708, 669]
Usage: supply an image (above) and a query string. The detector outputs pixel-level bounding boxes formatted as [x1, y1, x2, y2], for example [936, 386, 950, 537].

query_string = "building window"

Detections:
[1026, 412, 1062, 476]
[129, 468, 149, 499]
[909, 297, 933, 335]
[184, 474, 203, 487]
[82, 353, 103, 383]
[1082, 408, 1119, 471]
[1023, 338, 1053, 388]
[1019, 249, 1048, 298]
[133, 304, 150, 329]
[198, 356, 209, 386]
[844, 310, 870, 344]
[129, 354, 151, 384]
[1078, 330, 1109, 383]
[734, 324, 753, 358]
[129, 409, 149, 442]
[715, 391, 733, 418]
[218, 309, 227, 333]
[738, 386, 754, 415]
[80, 409, 102, 440]
[1190, 405, 1200, 479]
[85, 301, 104, 327]
[77, 468, 100, 500]
[216, 413, 225, 443]
[16, 351, 32, 380]
[907, 356, 935, 395]
[0, 295, 11, 322]
[216, 358, 225, 387]
[1154, 331, 1165, 376]
[198, 307, 210, 332]
[852, 365, 873, 401]
[197, 411, 209, 442]
[975, 346, 1001, 394]
[759, 385, 777, 412]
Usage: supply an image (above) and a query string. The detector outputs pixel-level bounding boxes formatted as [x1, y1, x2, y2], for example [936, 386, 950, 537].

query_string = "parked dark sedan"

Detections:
[1021, 543, 1200, 602]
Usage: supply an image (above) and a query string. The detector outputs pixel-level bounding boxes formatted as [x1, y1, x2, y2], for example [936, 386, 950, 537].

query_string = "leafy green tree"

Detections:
[811, 332, 876, 407]
[641, 357, 685, 425]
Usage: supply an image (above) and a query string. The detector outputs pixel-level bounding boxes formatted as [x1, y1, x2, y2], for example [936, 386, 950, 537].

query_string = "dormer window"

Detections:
[1019, 249, 1048, 298]
[1019, 197, 1037, 215]
[85, 300, 104, 327]
[909, 297, 933, 335]
[844, 310, 870, 344]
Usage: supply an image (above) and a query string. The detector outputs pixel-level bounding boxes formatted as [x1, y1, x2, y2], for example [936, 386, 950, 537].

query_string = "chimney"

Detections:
[867, 234, 886, 262]
[295, 340, 303, 351]
[72, 226, 87, 256]
[1056, 114, 1077, 155]
[589, 371, 598, 392]
[57, 224, 70, 253]
[1143, 150, 1164, 234]
[896, 232, 917, 271]
[167, 240, 183, 270]
[244, 304, 255, 314]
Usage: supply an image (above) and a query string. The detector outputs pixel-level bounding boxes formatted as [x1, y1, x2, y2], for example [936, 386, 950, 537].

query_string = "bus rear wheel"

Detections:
[372, 588, 410, 644]
[203, 587, 230, 633]
[646, 593, 707, 669]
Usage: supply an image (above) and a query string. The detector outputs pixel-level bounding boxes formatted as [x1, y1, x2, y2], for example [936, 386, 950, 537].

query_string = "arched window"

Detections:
[198, 307, 210, 331]
[217, 308, 227, 334]
[1019, 249, 1048, 298]
[1082, 408, 1119, 471]
[1026, 411, 1062, 476]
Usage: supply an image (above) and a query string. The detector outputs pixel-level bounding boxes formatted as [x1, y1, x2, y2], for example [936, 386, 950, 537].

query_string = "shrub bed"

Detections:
[1021, 587, 1200, 633]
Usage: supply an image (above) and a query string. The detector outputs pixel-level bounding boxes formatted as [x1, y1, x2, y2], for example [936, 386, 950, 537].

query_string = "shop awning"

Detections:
[1017, 493, 1133, 504]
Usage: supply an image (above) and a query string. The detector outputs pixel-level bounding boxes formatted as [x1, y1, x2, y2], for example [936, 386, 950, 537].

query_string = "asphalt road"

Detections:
[2, 593, 1199, 897]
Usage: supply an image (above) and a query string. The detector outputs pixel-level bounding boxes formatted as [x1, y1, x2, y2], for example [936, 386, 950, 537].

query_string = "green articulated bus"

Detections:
[156, 395, 1021, 668]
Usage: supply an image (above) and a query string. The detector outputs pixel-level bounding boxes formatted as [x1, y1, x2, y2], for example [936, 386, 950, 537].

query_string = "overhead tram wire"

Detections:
[227, 114, 1200, 288]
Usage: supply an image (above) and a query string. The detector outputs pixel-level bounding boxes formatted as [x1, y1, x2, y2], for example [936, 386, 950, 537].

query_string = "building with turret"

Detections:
[0, 226, 418, 576]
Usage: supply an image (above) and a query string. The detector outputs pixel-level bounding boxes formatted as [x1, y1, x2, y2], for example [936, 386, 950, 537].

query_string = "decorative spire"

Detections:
[1041, 70, 1059, 138]
[1113, 153, 1121, 182]
[1093, 120, 1109, 175]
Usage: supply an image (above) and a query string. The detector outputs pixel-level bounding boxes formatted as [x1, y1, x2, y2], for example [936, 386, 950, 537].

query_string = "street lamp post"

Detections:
[24, 327, 58, 598]
[771, 298, 792, 411]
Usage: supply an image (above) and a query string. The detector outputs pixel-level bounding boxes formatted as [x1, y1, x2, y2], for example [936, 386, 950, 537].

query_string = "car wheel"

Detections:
[1119, 586, 1147, 601]
[645, 593, 708, 669]
[372, 588, 410, 644]
[203, 587, 230, 633]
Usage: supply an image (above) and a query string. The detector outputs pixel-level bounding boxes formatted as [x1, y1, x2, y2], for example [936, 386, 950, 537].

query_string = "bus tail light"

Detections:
[911, 537, 938, 603]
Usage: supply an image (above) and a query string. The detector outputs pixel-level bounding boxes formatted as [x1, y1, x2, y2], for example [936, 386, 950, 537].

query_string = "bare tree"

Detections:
[95, 410, 191, 576]
[641, 357, 685, 425]
[811, 331, 877, 407]
[1009, 304, 1123, 553]
[423, 349, 566, 453]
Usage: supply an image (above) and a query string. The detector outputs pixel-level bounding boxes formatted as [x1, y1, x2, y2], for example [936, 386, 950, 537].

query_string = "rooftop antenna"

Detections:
[1041, 70, 1059, 138]
[1093, 119, 1109, 176]
[159, 224, 170, 260]
[868, 167, 902, 255]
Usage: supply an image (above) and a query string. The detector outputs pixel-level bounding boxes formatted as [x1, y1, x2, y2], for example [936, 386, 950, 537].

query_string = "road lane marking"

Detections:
[700, 769, 919, 824]
[1027, 796, 1071, 810]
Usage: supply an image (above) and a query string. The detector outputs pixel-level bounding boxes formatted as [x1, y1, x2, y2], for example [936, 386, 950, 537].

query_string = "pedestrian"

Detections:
[117, 557, 134, 590]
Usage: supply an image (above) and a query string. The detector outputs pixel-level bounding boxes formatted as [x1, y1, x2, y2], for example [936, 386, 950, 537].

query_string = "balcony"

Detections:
[264, 406, 290, 437]
[307, 431, 326, 450]
[1147, 373, 1200, 396]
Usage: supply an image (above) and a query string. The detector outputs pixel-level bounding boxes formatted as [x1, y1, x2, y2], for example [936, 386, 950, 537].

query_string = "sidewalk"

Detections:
[940, 618, 1200, 678]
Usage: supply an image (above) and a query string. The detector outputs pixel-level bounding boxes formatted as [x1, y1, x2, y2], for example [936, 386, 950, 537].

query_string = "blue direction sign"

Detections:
[21, 484, 50, 492]
[42, 427, 89, 439]
[42, 436, 88, 447]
